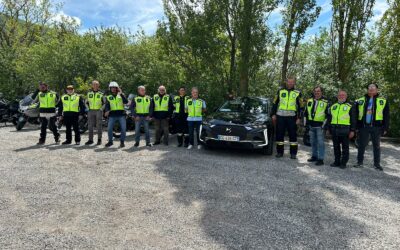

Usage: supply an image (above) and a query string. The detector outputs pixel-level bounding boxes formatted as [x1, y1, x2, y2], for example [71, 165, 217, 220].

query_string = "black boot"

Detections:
[184, 136, 189, 147]
[37, 139, 45, 145]
[177, 135, 183, 147]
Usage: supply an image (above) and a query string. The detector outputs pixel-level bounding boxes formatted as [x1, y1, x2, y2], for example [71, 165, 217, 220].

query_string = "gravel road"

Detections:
[0, 125, 399, 249]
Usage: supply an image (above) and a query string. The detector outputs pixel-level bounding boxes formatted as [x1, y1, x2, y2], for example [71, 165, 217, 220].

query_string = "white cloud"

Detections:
[52, 10, 82, 26]
[372, 0, 389, 22]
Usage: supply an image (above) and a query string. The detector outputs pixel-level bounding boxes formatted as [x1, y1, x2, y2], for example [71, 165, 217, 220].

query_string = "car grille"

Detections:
[211, 125, 248, 139]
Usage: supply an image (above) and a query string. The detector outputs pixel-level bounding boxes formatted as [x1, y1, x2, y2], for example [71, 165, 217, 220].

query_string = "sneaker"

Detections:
[75, 142, 80, 145]
[197, 145, 202, 150]
[187, 145, 193, 150]
[37, 140, 45, 145]
[340, 164, 347, 169]
[105, 141, 113, 147]
[353, 163, 363, 168]
[85, 140, 94, 145]
[97, 139, 102, 146]
[184, 143, 189, 148]
[290, 154, 297, 160]
[134, 142, 140, 147]
[330, 163, 340, 167]
[307, 157, 317, 162]
[275, 153, 283, 158]
[146, 143, 153, 147]
[120, 142, 125, 148]
[315, 160, 324, 166]
[62, 140, 71, 145]
[374, 165, 383, 171]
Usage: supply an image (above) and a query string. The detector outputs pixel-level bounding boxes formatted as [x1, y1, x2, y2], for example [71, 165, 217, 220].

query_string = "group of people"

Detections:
[33, 81, 206, 149]
[272, 77, 390, 171]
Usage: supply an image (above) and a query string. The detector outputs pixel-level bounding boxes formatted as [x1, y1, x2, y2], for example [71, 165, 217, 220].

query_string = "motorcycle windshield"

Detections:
[20, 94, 34, 107]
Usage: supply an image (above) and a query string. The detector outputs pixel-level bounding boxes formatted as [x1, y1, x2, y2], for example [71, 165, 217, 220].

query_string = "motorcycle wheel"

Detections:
[16, 120, 26, 131]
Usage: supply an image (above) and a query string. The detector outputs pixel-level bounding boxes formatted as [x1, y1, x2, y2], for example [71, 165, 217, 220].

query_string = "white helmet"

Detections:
[109, 81, 119, 88]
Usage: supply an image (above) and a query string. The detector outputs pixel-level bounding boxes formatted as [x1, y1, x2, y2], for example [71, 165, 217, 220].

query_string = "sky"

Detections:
[58, 0, 389, 36]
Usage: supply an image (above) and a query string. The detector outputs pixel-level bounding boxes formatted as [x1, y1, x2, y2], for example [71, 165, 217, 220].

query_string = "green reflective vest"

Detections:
[135, 96, 151, 114]
[87, 91, 104, 110]
[174, 96, 189, 113]
[39, 91, 57, 108]
[277, 89, 300, 111]
[107, 95, 125, 111]
[187, 98, 203, 118]
[330, 102, 352, 126]
[356, 96, 387, 121]
[62, 94, 80, 112]
[306, 98, 328, 122]
[153, 94, 170, 112]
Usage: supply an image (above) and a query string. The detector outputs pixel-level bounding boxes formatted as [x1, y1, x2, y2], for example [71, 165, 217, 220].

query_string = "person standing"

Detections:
[85, 80, 104, 145]
[104, 82, 128, 148]
[130, 86, 153, 147]
[173, 87, 189, 147]
[59, 85, 86, 145]
[186, 87, 206, 150]
[304, 86, 329, 166]
[327, 90, 356, 169]
[354, 83, 390, 171]
[32, 82, 61, 145]
[152, 85, 174, 145]
[271, 77, 303, 159]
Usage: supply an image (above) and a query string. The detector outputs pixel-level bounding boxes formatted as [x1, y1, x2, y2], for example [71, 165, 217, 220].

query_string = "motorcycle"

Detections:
[0, 93, 20, 126]
[15, 94, 41, 130]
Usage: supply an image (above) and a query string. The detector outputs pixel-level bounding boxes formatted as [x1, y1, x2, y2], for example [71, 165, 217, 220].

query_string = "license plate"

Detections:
[218, 135, 240, 142]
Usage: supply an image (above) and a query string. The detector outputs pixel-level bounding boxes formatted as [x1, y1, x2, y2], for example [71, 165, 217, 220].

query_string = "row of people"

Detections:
[33, 81, 206, 149]
[272, 77, 389, 170]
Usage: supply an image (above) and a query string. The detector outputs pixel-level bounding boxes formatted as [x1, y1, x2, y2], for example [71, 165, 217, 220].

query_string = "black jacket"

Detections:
[327, 101, 356, 132]
[304, 97, 330, 128]
[130, 95, 154, 117]
[271, 87, 303, 118]
[32, 89, 61, 114]
[354, 94, 390, 131]
[152, 94, 174, 120]
[104, 93, 128, 117]
[58, 94, 86, 117]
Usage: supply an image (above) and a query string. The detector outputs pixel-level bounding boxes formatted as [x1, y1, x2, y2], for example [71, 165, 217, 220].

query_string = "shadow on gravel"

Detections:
[14, 144, 43, 152]
[153, 144, 373, 249]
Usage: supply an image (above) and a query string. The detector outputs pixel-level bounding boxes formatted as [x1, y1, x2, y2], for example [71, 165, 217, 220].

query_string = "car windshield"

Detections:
[219, 98, 268, 114]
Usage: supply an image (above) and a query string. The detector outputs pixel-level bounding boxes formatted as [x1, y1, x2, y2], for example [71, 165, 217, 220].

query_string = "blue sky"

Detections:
[59, 0, 389, 36]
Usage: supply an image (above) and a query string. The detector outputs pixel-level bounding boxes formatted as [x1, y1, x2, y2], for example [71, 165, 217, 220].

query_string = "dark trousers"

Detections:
[357, 127, 381, 166]
[188, 121, 201, 146]
[40, 116, 59, 141]
[64, 115, 80, 143]
[154, 118, 169, 144]
[174, 114, 189, 145]
[331, 127, 350, 165]
[275, 116, 298, 155]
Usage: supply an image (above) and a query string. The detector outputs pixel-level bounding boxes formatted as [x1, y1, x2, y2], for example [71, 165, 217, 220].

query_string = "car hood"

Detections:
[206, 112, 270, 126]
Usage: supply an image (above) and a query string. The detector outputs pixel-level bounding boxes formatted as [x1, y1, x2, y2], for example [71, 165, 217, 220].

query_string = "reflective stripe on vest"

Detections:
[39, 92, 57, 108]
[87, 91, 103, 110]
[174, 96, 189, 113]
[307, 98, 328, 122]
[356, 96, 387, 121]
[62, 94, 80, 112]
[187, 98, 203, 117]
[107, 95, 125, 111]
[153, 94, 170, 112]
[135, 96, 151, 114]
[278, 89, 300, 111]
[330, 103, 352, 125]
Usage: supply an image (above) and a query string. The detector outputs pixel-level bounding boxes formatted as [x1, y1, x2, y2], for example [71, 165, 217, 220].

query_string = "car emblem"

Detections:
[226, 128, 232, 133]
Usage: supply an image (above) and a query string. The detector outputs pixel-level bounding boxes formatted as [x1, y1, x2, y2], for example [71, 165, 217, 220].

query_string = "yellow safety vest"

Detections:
[187, 98, 203, 118]
[62, 94, 80, 112]
[153, 94, 170, 112]
[135, 96, 151, 114]
[107, 95, 125, 111]
[38, 91, 57, 108]
[87, 91, 104, 110]
[330, 102, 352, 126]
[306, 98, 328, 122]
[356, 96, 387, 121]
[277, 89, 301, 112]
[174, 96, 189, 113]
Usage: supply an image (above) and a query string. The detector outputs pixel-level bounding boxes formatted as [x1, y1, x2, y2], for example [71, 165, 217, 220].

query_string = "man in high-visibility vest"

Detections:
[152, 85, 174, 145]
[173, 86, 190, 147]
[104, 82, 128, 148]
[130, 85, 153, 147]
[85, 80, 104, 146]
[271, 76, 303, 159]
[32, 82, 61, 145]
[58, 85, 86, 145]
[354, 83, 390, 171]
[327, 90, 356, 169]
[304, 86, 329, 166]
[185, 87, 206, 150]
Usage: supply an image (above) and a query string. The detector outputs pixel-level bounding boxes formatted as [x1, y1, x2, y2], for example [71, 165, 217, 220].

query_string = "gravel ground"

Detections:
[0, 125, 399, 249]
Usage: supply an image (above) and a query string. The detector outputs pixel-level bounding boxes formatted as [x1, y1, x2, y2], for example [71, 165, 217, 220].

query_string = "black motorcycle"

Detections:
[0, 93, 19, 126]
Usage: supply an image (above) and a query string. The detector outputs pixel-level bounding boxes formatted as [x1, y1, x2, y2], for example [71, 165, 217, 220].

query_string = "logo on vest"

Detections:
[281, 93, 286, 98]
[188, 101, 193, 105]
[89, 94, 94, 98]
[380, 100, 384, 105]
[137, 99, 142, 103]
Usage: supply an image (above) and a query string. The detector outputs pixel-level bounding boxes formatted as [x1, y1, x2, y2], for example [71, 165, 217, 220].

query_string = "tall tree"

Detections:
[330, 0, 375, 86]
[280, 0, 321, 84]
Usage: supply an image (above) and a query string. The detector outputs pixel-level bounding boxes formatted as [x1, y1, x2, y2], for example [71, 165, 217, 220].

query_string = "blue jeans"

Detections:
[135, 117, 150, 144]
[188, 121, 201, 146]
[108, 115, 126, 142]
[309, 126, 325, 160]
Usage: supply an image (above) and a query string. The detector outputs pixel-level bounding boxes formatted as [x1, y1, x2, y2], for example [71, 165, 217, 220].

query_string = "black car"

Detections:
[200, 97, 274, 155]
